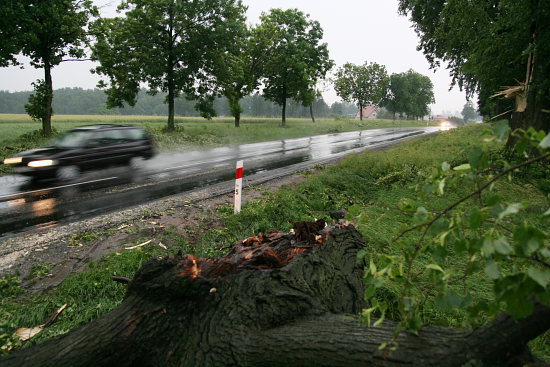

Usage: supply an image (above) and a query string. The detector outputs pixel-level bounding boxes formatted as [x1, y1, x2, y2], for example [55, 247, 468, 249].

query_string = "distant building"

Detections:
[432, 114, 449, 121]
[355, 105, 380, 119]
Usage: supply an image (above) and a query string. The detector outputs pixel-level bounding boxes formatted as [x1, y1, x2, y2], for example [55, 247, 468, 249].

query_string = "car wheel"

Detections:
[57, 166, 79, 181]
[129, 156, 146, 170]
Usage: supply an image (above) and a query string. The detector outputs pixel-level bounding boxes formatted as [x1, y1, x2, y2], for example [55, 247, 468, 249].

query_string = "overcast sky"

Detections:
[0, 0, 469, 115]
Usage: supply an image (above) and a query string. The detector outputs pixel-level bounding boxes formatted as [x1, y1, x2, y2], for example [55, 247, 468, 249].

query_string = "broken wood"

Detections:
[1, 224, 549, 367]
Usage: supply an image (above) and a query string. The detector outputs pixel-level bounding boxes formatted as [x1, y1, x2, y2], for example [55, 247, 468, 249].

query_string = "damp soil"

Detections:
[1, 173, 306, 295]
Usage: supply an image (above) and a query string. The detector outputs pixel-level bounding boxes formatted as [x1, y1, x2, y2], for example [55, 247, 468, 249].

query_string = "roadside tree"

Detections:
[382, 70, 434, 120]
[333, 61, 389, 121]
[91, 0, 246, 131]
[405, 70, 434, 119]
[461, 101, 479, 124]
[215, 25, 262, 128]
[383, 72, 410, 119]
[253, 9, 332, 127]
[398, 0, 550, 134]
[1, 0, 97, 136]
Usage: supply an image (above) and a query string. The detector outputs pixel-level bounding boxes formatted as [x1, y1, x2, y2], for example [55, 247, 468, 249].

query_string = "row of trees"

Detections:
[0, 0, 440, 135]
[0, 0, 335, 133]
[333, 62, 435, 121]
[0, 88, 360, 118]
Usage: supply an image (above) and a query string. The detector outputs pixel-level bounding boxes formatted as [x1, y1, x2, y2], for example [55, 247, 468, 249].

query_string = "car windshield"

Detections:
[52, 130, 91, 148]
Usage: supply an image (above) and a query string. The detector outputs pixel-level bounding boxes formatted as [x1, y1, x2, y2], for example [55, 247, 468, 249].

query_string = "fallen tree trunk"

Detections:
[2, 224, 549, 367]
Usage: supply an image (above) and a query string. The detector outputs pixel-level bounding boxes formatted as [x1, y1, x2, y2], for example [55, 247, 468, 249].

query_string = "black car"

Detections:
[2, 125, 154, 180]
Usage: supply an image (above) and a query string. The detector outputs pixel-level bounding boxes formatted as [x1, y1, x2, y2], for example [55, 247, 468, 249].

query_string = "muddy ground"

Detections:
[0, 171, 307, 294]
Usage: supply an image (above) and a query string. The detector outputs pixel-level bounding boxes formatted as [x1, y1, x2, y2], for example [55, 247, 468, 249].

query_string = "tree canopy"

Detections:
[461, 101, 479, 124]
[1, 0, 97, 135]
[382, 69, 434, 120]
[333, 61, 389, 121]
[252, 9, 333, 127]
[91, 0, 247, 131]
[398, 0, 550, 132]
[214, 24, 263, 127]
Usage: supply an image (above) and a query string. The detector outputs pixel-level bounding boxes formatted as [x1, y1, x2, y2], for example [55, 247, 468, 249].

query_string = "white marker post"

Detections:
[234, 160, 244, 214]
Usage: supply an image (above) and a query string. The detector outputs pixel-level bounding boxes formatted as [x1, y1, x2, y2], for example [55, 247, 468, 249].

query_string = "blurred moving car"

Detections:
[3, 125, 154, 180]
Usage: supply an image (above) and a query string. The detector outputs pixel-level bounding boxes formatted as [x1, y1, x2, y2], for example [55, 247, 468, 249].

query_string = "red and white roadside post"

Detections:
[234, 160, 244, 214]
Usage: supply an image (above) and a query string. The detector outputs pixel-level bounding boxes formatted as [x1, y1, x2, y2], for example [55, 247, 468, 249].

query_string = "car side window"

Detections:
[94, 130, 127, 146]
[123, 128, 147, 141]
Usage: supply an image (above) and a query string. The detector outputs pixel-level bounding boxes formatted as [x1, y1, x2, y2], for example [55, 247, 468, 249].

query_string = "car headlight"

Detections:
[28, 159, 58, 168]
[3, 157, 22, 164]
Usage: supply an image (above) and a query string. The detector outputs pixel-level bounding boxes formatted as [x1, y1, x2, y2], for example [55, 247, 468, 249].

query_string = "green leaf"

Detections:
[373, 312, 386, 327]
[453, 163, 471, 171]
[539, 133, 550, 149]
[485, 261, 500, 279]
[426, 264, 444, 272]
[544, 209, 550, 216]
[527, 267, 550, 288]
[498, 203, 523, 220]
[514, 226, 546, 256]
[413, 207, 429, 223]
[369, 258, 377, 275]
[481, 237, 495, 256]
[492, 120, 510, 142]
[469, 147, 488, 170]
[446, 289, 463, 308]
[441, 162, 451, 172]
[362, 307, 376, 327]
[493, 237, 513, 255]
[364, 285, 376, 299]
[437, 179, 446, 195]
[356, 249, 368, 264]
[469, 208, 482, 229]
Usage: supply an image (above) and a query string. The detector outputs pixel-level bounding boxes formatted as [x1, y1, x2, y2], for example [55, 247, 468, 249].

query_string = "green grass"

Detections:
[0, 113, 437, 173]
[1, 123, 548, 359]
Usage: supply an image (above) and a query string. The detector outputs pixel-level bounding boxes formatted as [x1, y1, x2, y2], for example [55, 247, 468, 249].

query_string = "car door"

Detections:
[79, 130, 124, 168]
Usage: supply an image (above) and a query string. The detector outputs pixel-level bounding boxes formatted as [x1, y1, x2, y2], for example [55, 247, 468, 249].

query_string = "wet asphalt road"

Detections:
[0, 127, 441, 239]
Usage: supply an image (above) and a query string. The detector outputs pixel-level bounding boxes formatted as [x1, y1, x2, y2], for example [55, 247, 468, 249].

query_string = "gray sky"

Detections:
[0, 0, 468, 115]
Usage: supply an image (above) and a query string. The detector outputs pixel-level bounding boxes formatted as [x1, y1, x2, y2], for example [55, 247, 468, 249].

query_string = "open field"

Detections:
[1, 123, 549, 360]
[0, 114, 439, 174]
[0, 114, 438, 146]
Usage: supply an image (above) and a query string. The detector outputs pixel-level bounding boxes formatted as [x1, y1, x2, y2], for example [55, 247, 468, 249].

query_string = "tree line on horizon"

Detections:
[0, 88, 361, 119]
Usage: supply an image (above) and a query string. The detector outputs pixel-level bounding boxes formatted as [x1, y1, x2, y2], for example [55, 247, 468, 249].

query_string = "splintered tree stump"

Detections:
[2, 224, 550, 367]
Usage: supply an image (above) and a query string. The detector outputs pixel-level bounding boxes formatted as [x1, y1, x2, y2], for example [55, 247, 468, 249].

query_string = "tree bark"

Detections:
[281, 85, 287, 127]
[42, 61, 53, 136]
[167, 72, 175, 131]
[310, 103, 315, 123]
[2, 225, 548, 367]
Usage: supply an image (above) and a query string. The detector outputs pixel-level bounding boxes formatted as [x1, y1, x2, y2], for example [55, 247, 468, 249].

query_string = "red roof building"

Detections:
[355, 105, 380, 119]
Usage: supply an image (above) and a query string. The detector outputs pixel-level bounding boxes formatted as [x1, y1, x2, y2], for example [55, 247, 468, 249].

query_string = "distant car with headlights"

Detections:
[2, 125, 154, 180]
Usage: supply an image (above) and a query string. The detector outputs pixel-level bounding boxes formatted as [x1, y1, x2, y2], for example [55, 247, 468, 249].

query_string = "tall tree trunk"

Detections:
[228, 94, 242, 128]
[310, 103, 315, 123]
[281, 97, 287, 127]
[167, 74, 175, 131]
[359, 102, 363, 121]
[2, 225, 548, 367]
[42, 62, 53, 136]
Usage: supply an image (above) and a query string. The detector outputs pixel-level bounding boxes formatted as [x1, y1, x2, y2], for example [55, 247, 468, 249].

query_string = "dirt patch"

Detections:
[3, 173, 307, 294]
